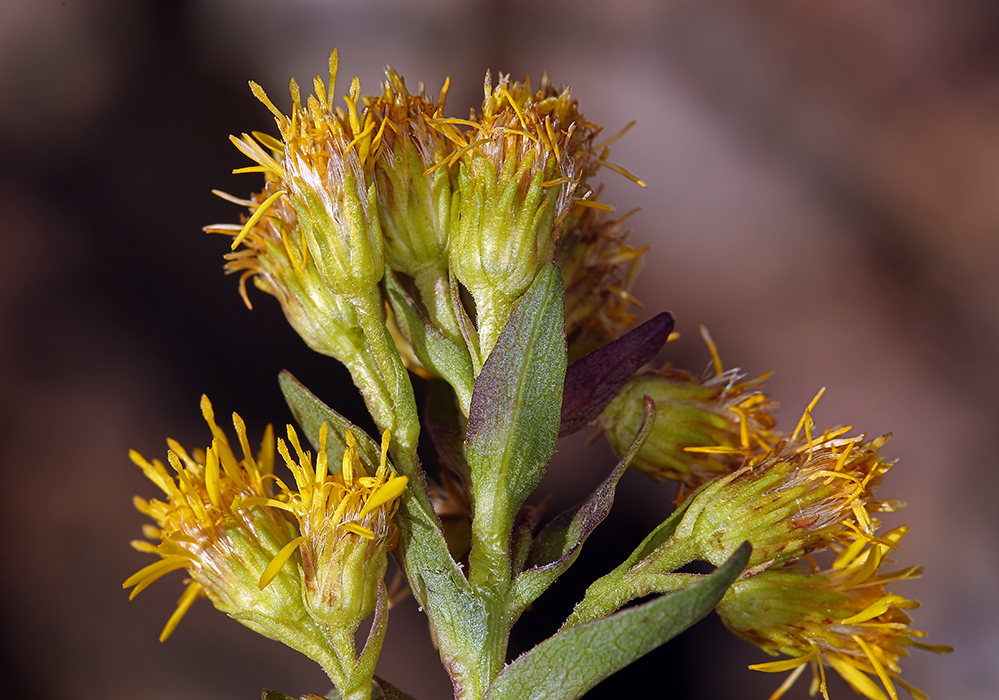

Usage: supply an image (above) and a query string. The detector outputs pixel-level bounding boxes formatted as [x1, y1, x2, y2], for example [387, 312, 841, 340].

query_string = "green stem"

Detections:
[563, 535, 701, 629]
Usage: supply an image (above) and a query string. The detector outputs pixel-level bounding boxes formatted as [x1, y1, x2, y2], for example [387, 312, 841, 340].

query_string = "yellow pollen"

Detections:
[249, 81, 286, 125]
[345, 76, 363, 134]
[326, 49, 339, 111]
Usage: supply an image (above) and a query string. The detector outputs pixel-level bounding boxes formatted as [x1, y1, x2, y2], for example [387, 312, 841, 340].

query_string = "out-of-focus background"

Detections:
[1, 1, 996, 698]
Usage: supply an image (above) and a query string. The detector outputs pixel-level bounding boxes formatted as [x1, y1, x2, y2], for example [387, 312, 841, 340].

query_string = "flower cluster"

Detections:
[616, 386, 949, 697]
[208, 52, 639, 375]
[124, 396, 407, 689]
[123, 396, 302, 642]
[123, 52, 946, 700]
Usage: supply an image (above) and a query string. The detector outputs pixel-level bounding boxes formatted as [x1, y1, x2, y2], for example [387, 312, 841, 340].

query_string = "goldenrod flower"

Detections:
[256, 423, 408, 632]
[558, 201, 646, 362]
[366, 67, 465, 347]
[444, 71, 600, 357]
[217, 184, 366, 359]
[368, 69, 453, 278]
[718, 528, 951, 700]
[216, 50, 383, 300]
[123, 396, 305, 643]
[599, 329, 776, 487]
[671, 397, 899, 570]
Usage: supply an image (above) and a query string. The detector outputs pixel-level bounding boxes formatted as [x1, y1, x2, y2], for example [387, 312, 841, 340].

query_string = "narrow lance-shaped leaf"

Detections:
[512, 397, 656, 611]
[465, 264, 567, 582]
[483, 543, 752, 700]
[560, 311, 674, 436]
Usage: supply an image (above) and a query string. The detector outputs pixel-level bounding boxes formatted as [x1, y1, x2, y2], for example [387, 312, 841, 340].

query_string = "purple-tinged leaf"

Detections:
[559, 312, 674, 436]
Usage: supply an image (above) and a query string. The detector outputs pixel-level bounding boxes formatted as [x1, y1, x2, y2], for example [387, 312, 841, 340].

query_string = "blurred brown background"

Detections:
[1, 0, 996, 698]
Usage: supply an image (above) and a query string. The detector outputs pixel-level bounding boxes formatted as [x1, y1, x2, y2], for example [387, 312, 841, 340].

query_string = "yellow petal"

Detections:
[360, 475, 408, 516]
[259, 535, 307, 590]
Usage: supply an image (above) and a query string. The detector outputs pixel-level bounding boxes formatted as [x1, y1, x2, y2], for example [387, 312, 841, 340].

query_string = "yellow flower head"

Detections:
[217, 50, 384, 300]
[599, 328, 776, 488]
[366, 67, 454, 281]
[260, 423, 408, 630]
[444, 71, 603, 356]
[672, 393, 898, 570]
[558, 201, 646, 362]
[123, 396, 302, 642]
[719, 528, 951, 700]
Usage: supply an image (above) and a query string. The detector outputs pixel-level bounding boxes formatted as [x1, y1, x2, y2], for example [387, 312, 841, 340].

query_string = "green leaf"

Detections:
[483, 542, 751, 700]
[513, 398, 656, 610]
[465, 265, 566, 560]
[384, 272, 475, 414]
[279, 370, 382, 474]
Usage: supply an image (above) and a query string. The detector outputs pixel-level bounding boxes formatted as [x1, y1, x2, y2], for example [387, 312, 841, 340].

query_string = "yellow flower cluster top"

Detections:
[254, 423, 408, 602]
[123, 396, 407, 642]
[208, 52, 647, 371]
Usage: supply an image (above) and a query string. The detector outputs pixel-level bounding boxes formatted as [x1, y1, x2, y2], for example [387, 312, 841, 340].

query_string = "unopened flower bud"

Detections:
[599, 366, 776, 488]
[265, 425, 407, 633]
[215, 50, 384, 304]
[448, 72, 594, 356]
[370, 68, 454, 281]
[558, 204, 645, 362]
